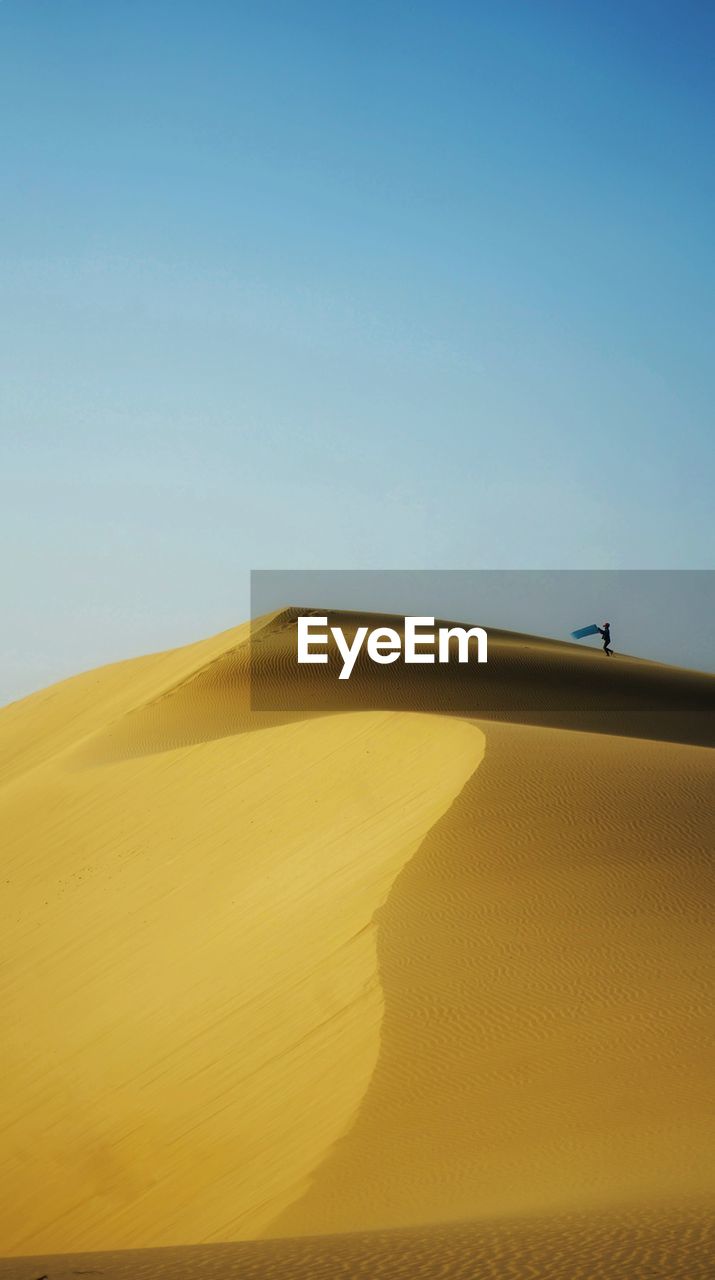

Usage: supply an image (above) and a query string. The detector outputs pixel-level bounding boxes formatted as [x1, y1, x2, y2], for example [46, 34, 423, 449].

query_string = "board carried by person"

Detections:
[571, 621, 613, 655]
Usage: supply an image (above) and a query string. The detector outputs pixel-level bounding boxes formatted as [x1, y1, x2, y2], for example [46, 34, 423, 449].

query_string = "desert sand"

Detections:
[1, 608, 713, 1276]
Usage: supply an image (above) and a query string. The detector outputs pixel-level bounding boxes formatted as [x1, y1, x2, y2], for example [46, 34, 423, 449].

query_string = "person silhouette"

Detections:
[599, 622, 613, 656]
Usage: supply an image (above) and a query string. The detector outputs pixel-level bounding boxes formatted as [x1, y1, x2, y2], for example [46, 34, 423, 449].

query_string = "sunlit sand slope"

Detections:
[1, 609, 713, 1272]
[0, 705, 482, 1253]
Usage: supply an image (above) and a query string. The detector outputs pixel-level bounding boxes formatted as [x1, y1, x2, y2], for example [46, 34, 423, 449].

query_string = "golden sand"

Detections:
[1, 609, 713, 1275]
[3, 1203, 714, 1280]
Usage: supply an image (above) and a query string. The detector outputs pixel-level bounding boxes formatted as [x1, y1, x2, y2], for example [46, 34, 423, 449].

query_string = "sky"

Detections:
[1, 2, 714, 702]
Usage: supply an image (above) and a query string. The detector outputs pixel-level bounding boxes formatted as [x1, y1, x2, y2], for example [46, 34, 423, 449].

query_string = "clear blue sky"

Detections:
[2, 2, 714, 702]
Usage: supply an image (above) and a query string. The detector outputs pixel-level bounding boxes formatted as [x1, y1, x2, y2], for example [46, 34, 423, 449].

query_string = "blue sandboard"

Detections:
[571, 623, 600, 639]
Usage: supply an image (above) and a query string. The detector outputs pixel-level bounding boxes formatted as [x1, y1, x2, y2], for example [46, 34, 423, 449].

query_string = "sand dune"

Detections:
[3, 1202, 714, 1280]
[1, 609, 713, 1274]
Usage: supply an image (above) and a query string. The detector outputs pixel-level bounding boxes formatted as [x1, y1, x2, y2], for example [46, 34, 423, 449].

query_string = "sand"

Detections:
[3, 1203, 714, 1279]
[1, 608, 713, 1275]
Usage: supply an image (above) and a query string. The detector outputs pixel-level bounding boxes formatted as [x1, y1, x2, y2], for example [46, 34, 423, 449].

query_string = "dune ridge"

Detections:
[69, 607, 714, 762]
[1, 609, 713, 1274]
